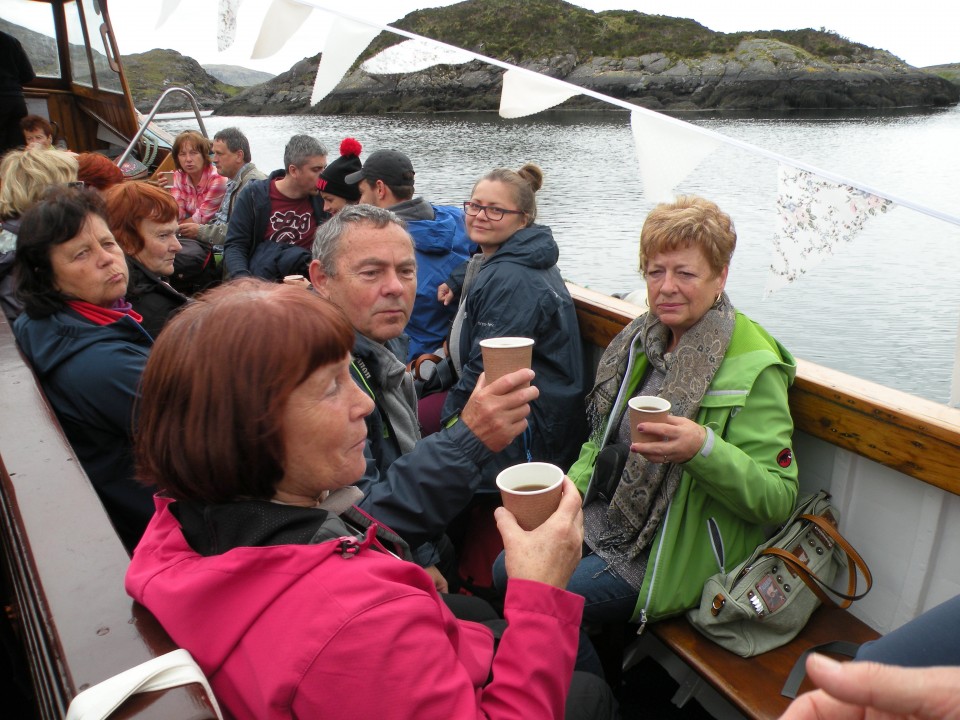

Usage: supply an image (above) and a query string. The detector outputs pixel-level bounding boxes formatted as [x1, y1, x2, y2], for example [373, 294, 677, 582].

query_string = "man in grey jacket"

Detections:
[177, 127, 266, 246]
[308, 204, 537, 592]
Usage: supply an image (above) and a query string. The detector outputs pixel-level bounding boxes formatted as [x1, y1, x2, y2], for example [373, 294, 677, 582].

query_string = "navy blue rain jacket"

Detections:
[13, 308, 155, 548]
[443, 223, 589, 487]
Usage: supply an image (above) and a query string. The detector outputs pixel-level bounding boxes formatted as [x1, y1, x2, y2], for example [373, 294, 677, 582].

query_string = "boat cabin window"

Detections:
[66, 0, 123, 93]
[3, 0, 62, 79]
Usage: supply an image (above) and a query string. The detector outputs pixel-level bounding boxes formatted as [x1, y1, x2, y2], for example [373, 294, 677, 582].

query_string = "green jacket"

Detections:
[569, 312, 799, 624]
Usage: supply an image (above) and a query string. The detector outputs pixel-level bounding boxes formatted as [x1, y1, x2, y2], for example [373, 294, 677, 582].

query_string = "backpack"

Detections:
[170, 238, 221, 296]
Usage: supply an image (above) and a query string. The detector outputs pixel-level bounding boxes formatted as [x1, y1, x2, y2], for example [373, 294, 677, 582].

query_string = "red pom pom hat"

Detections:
[316, 137, 363, 201]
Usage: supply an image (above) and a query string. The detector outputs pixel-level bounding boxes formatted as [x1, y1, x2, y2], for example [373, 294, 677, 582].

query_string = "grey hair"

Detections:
[312, 204, 409, 277]
[283, 134, 327, 171]
[213, 127, 252, 163]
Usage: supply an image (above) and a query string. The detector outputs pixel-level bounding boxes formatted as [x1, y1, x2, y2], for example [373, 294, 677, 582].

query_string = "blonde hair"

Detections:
[472, 163, 543, 225]
[0, 147, 79, 218]
[639, 196, 736, 276]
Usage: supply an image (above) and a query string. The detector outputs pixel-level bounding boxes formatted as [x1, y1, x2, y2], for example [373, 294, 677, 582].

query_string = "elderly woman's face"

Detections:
[49, 213, 129, 308]
[645, 245, 727, 339]
[135, 217, 182, 276]
[274, 356, 374, 503]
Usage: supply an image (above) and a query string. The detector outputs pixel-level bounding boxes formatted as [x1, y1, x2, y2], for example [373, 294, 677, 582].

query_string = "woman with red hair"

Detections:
[104, 181, 188, 336]
[76, 153, 125, 192]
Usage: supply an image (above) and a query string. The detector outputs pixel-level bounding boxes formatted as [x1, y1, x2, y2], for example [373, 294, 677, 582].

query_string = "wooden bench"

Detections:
[0, 320, 219, 719]
[568, 284, 960, 720]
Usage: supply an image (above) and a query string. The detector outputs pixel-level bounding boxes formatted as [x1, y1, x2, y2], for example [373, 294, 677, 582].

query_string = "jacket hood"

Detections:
[13, 310, 147, 377]
[126, 497, 415, 677]
[399, 202, 468, 256]
[486, 223, 558, 270]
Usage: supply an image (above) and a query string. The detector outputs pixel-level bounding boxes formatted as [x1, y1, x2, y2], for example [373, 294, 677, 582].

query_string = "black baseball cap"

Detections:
[344, 149, 415, 187]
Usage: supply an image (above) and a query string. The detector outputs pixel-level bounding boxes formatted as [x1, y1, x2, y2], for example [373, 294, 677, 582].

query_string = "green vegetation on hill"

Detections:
[121, 49, 240, 111]
[362, 0, 875, 63]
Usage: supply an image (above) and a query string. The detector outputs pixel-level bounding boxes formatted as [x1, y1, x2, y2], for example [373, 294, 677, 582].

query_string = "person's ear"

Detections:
[308, 258, 330, 298]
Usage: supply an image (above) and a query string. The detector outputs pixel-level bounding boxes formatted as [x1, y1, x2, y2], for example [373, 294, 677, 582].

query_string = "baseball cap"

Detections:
[344, 149, 415, 187]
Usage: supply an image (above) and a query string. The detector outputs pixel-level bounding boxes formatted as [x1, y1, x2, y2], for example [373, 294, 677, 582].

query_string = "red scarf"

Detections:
[66, 299, 143, 326]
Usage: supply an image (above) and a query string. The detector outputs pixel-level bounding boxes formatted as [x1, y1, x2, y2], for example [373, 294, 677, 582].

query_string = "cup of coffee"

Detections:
[496, 462, 564, 531]
[282, 274, 311, 289]
[628, 396, 671, 443]
[480, 337, 535, 383]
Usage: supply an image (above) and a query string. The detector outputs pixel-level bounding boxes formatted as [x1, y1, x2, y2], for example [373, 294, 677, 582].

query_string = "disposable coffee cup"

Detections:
[628, 396, 671, 443]
[496, 462, 564, 531]
[282, 274, 311, 289]
[480, 336, 534, 384]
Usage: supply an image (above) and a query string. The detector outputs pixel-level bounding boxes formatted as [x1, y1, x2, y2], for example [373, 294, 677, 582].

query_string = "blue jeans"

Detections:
[493, 550, 638, 625]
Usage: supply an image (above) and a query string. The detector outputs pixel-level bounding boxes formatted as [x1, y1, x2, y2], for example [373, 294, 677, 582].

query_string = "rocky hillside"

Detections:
[216, 0, 958, 115]
[121, 49, 240, 113]
[203, 64, 276, 87]
[925, 63, 960, 86]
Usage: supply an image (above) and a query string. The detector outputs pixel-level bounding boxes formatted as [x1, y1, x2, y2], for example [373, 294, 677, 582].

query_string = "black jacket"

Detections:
[125, 257, 189, 338]
[443, 223, 589, 485]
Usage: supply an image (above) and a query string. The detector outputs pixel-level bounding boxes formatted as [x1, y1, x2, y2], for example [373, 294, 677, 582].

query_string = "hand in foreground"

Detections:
[631, 415, 707, 465]
[178, 221, 200, 239]
[495, 477, 583, 590]
[423, 565, 449, 594]
[460, 369, 538, 452]
[437, 283, 454, 306]
[779, 654, 960, 720]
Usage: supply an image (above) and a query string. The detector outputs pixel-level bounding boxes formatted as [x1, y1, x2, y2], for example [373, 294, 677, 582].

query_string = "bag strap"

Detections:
[762, 514, 872, 608]
[409, 353, 443, 381]
[65, 648, 224, 720]
[780, 640, 861, 698]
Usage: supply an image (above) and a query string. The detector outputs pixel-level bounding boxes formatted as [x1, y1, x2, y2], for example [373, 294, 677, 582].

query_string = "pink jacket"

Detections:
[170, 164, 227, 224]
[126, 497, 584, 719]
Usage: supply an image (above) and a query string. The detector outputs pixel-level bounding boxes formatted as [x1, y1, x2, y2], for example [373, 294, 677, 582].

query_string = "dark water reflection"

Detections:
[161, 105, 960, 402]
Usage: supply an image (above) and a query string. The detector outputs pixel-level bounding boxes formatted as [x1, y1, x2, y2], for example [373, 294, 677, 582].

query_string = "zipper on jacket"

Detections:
[637, 496, 673, 625]
[707, 517, 725, 573]
[334, 523, 379, 559]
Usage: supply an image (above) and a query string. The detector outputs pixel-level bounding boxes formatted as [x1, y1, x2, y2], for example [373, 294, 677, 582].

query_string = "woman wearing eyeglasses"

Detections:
[441, 164, 588, 487]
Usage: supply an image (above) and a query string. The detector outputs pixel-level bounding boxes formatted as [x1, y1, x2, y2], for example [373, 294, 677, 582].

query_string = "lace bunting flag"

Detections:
[765, 165, 894, 296]
[217, 0, 241, 52]
[362, 39, 473, 75]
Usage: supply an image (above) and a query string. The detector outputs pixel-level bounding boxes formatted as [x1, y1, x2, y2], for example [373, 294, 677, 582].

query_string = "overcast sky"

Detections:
[107, 1, 958, 75]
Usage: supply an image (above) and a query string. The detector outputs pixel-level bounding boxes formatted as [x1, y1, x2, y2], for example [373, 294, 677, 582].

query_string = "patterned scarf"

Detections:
[588, 292, 735, 559]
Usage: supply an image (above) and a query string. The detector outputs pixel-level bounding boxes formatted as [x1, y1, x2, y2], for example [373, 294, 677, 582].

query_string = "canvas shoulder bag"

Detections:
[687, 490, 872, 657]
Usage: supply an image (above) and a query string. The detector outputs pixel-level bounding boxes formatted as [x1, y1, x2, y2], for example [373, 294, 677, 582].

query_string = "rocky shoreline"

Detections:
[216, 39, 959, 116]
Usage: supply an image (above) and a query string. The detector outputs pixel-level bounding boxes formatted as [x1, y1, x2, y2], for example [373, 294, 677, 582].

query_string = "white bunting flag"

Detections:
[630, 109, 721, 203]
[765, 165, 894, 296]
[156, 0, 183, 28]
[498, 69, 582, 119]
[252, 0, 314, 59]
[310, 17, 381, 105]
[362, 38, 474, 75]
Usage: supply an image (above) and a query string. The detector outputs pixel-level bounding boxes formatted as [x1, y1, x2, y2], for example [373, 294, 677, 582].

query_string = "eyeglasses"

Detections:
[463, 201, 525, 222]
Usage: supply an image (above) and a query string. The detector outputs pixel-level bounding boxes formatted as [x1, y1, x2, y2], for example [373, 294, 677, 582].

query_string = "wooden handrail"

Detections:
[0, 320, 218, 719]
[569, 283, 960, 496]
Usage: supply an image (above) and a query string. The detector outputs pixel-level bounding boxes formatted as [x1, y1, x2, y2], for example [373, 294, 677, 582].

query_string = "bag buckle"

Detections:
[710, 594, 725, 616]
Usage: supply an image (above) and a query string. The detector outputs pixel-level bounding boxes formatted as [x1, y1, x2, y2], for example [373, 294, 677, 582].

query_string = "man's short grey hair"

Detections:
[312, 204, 409, 277]
[283, 134, 327, 171]
[213, 127, 252, 163]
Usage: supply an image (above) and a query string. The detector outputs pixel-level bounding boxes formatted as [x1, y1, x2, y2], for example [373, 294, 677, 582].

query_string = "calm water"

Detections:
[160, 106, 960, 403]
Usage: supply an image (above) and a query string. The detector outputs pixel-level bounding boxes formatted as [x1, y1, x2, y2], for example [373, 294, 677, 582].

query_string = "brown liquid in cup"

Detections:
[511, 484, 550, 492]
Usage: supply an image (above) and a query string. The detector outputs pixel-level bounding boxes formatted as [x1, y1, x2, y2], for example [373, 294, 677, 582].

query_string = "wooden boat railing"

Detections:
[0, 320, 218, 720]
